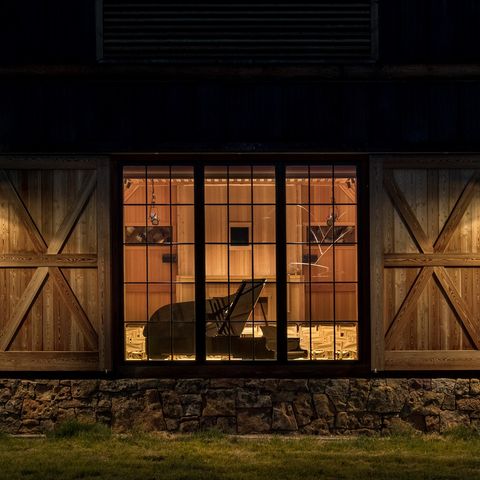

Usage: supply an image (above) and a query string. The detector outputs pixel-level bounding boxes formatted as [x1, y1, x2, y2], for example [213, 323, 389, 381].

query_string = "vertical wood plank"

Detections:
[427, 170, 440, 349]
[0, 267, 49, 351]
[97, 158, 112, 371]
[369, 156, 384, 370]
[41, 171, 54, 351]
[435, 170, 480, 253]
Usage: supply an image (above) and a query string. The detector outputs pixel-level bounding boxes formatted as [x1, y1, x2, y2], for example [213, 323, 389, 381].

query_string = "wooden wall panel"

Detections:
[372, 156, 480, 370]
[0, 158, 110, 371]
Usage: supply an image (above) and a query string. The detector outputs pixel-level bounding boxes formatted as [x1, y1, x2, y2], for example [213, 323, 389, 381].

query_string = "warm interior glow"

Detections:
[123, 165, 358, 362]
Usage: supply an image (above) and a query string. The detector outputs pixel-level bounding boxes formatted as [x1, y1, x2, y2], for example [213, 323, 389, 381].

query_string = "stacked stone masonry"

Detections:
[0, 378, 479, 435]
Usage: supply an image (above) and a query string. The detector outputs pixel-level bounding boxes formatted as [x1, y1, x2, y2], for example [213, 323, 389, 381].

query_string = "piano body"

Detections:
[145, 279, 308, 360]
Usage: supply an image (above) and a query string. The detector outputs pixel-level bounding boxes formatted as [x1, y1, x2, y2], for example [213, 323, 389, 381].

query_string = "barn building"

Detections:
[1, 0, 480, 434]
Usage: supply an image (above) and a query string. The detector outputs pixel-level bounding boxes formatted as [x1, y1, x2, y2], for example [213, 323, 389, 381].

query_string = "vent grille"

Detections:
[99, 1, 375, 63]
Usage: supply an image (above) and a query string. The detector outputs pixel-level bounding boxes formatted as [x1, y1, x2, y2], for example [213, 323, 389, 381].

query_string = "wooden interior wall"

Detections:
[124, 181, 192, 322]
[371, 156, 480, 370]
[286, 180, 357, 324]
[0, 157, 111, 371]
[124, 174, 358, 359]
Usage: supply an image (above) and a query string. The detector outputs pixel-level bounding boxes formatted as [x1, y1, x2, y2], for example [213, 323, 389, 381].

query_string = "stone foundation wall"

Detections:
[1, 378, 479, 435]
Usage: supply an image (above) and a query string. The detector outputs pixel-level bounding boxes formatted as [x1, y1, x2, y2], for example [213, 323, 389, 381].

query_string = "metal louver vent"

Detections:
[98, 1, 376, 63]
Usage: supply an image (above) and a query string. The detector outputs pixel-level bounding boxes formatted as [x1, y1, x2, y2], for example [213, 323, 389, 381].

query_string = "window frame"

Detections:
[113, 154, 371, 377]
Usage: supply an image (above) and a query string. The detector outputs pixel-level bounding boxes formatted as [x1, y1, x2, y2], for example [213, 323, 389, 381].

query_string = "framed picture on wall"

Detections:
[124, 226, 173, 244]
[306, 225, 355, 244]
[229, 222, 252, 248]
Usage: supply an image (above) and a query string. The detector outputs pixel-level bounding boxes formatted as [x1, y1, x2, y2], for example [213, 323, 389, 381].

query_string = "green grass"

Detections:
[1, 426, 480, 480]
[48, 420, 111, 440]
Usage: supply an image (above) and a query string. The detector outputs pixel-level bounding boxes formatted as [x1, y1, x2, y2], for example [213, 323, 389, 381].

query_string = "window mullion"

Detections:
[194, 164, 206, 363]
[275, 163, 287, 363]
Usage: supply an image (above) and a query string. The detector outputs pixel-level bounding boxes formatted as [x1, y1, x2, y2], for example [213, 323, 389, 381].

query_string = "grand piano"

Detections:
[145, 279, 308, 360]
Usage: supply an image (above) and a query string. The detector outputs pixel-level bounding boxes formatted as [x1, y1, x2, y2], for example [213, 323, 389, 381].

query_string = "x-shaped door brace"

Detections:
[0, 170, 99, 351]
[384, 169, 480, 350]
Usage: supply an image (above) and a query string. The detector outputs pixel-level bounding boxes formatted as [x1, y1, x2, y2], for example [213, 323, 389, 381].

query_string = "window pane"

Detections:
[229, 166, 251, 204]
[206, 244, 228, 277]
[287, 244, 304, 277]
[172, 166, 194, 204]
[286, 205, 306, 243]
[287, 323, 311, 360]
[147, 245, 171, 283]
[175, 206, 194, 243]
[124, 246, 146, 282]
[124, 205, 146, 243]
[335, 284, 358, 321]
[253, 245, 276, 278]
[311, 283, 334, 321]
[286, 166, 308, 204]
[310, 248, 334, 283]
[335, 246, 357, 282]
[205, 206, 227, 243]
[125, 323, 147, 360]
[253, 166, 275, 203]
[336, 324, 358, 360]
[253, 205, 275, 243]
[310, 165, 333, 204]
[287, 282, 310, 322]
[229, 247, 252, 277]
[334, 166, 357, 204]
[312, 324, 334, 360]
[124, 284, 147, 322]
[123, 166, 146, 204]
[172, 323, 196, 360]
[177, 245, 195, 278]
[147, 166, 170, 205]
[309, 205, 337, 241]
[205, 166, 227, 203]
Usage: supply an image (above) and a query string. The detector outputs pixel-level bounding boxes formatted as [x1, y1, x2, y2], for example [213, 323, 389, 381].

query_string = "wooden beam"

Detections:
[384, 253, 480, 267]
[0, 170, 47, 252]
[47, 173, 97, 255]
[369, 157, 385, 371]
[0, 267, 49, 351]
[8, 64, 480, 81]
[0, 157, 100, 170]
[433, 266, 480, 350]
[96, 158, 112, 371]
[380, 155, 480, 169]
[434, 171, 480, 253]
[385, 267, 434, 349]
[48, 267, 99, 350]
[383, 170, 433, 254]
[0, 254, 97, 268]
[0, 351, 99, 371]
[385, 350, 480, 371]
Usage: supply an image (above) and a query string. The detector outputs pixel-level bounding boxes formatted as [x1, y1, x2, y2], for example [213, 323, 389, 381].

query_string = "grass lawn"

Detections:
[0, 425, 479, 480]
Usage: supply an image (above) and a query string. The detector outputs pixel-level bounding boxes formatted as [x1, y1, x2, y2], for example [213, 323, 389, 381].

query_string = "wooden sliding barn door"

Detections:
[371, 156, 480, 370]
[0, 157, 111, 371]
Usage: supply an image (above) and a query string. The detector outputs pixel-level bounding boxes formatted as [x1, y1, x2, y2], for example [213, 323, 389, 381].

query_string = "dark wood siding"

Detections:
[1, 81, 480, 153]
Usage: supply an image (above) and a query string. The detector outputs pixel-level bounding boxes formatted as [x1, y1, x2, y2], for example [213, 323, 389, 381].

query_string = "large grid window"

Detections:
[122, 163, 359, 363]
